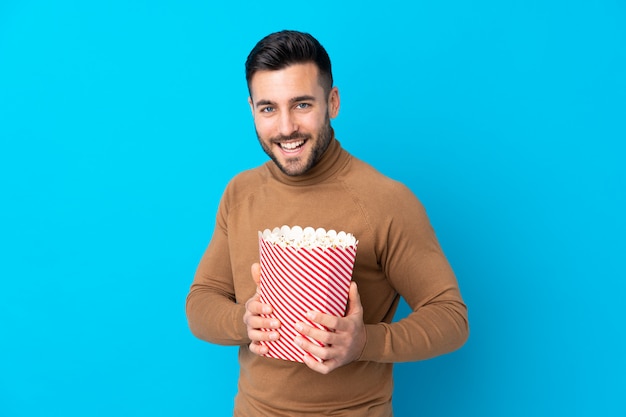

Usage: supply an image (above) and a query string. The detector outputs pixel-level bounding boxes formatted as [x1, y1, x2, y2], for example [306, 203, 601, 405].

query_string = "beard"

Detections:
[256, 114, 333, 176]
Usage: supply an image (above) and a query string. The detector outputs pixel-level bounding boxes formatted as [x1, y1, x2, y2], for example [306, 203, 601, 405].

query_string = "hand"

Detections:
[243, 263, 280, 356]
[294, 282, 366, 374]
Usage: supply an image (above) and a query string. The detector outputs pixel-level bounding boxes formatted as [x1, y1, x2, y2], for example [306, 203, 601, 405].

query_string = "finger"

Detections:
[345, 282, 363, 316]
[251, 263, 261, 286]
[249, 341, 270, 356]
[304, 310, 340, 331]
[248, 328, 280, 342]
[245, 315, 280, 330]
[294, 335, 331, 360]
[295, 320, 335, 345]
[302, 354, 337, 375]
[245, 298, 273, 315]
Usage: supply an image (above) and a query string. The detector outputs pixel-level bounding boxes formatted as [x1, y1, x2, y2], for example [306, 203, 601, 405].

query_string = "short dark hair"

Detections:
[245, 30, 333, 96]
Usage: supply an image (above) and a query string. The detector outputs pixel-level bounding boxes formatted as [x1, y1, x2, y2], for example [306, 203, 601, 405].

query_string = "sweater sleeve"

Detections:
[358, 183, 469, 363]
[185, 194, 250, 346]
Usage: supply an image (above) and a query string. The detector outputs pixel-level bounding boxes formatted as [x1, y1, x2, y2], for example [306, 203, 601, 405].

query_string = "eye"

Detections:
[295, 103, 311, 109]
[260, 106, 275, 113]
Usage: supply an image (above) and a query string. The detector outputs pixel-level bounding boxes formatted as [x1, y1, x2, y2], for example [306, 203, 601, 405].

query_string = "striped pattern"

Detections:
[258, 237, 358, 363]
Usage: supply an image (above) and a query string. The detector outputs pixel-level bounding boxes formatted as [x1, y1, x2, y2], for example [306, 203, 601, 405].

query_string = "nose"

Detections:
[277, 111, 298, 137]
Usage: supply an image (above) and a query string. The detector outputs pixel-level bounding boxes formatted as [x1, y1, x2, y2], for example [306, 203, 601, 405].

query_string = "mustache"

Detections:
[269, 132, 312, 143]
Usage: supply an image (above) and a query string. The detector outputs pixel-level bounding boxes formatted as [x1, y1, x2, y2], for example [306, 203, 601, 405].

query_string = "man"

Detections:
[186, 30, 469, 416]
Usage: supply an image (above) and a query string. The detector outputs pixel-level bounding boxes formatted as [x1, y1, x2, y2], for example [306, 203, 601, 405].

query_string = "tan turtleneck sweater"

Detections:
[186, 139, 469, 416]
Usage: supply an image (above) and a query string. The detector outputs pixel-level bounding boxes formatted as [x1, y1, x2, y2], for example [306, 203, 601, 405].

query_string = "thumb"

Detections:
[345, 281, 362, 316]
[251, 263, 261, 286]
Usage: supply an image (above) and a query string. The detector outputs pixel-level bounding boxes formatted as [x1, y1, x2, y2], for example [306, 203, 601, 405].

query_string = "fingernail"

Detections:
[306, 311, 315, 320]
[294, 336, 302, 347]
[269, 331, 279, 340]
[295, 322, 303, 332]
[270, 319, 279, 328]
[262, 306, 272, 314]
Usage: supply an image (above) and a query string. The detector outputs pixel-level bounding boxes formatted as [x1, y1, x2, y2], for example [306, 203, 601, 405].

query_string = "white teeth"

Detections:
[280, 140, 304, 150]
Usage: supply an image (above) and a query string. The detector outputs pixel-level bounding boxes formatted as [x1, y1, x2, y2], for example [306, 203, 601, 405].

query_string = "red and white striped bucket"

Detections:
[258, 228, 358, 363]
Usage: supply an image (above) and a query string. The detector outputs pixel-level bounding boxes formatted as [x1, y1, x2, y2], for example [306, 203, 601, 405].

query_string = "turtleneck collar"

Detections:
[264, 137, 350, 186]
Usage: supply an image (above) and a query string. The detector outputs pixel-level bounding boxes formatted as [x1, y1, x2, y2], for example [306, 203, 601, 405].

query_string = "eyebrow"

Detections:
[254, 95, 317, 107]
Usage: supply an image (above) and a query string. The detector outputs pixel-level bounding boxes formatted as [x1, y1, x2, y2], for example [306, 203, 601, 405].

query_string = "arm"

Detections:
[360, 284, 468, 363]
[359, 186, 469, 363]
[185, 223, 249, 345]
[186, 172, 282, 348]
[186, 226, 281, 348]
[294, 184, 468, 367]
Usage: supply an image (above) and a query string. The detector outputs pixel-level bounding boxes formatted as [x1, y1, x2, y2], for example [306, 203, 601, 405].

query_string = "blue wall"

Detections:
[1, 1, 624, 415]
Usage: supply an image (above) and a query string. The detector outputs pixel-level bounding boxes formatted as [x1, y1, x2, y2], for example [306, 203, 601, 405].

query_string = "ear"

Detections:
[328, 87, 340, 119]
[248, 96, 255, 118]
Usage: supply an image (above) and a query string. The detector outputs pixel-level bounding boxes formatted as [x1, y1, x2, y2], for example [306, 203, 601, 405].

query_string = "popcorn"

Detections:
[259, 225, 358, 250]
[257, 225, 358, 363]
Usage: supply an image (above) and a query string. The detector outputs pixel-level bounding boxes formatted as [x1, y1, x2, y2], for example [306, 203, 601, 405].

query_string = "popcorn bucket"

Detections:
[258, 226, 358, 363]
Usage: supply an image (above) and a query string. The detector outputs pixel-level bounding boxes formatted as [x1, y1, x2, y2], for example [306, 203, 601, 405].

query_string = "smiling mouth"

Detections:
[278, 140, 306, 152]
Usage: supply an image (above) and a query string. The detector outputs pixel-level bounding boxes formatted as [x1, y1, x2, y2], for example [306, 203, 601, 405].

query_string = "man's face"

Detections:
[248, 62, 340, 176]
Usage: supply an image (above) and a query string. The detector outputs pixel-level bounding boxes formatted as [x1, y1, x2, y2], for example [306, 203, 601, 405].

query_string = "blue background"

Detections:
[1, 0, 624, 416]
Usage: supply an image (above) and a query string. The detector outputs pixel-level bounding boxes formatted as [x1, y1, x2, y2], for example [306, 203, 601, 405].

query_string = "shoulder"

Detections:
[224, 163, 269, 194]
[342, 156, 422, 210]
[218, 163, 270, 212]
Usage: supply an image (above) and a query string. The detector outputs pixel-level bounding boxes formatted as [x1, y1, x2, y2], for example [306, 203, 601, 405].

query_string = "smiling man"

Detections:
[186, 30, 469, 416]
